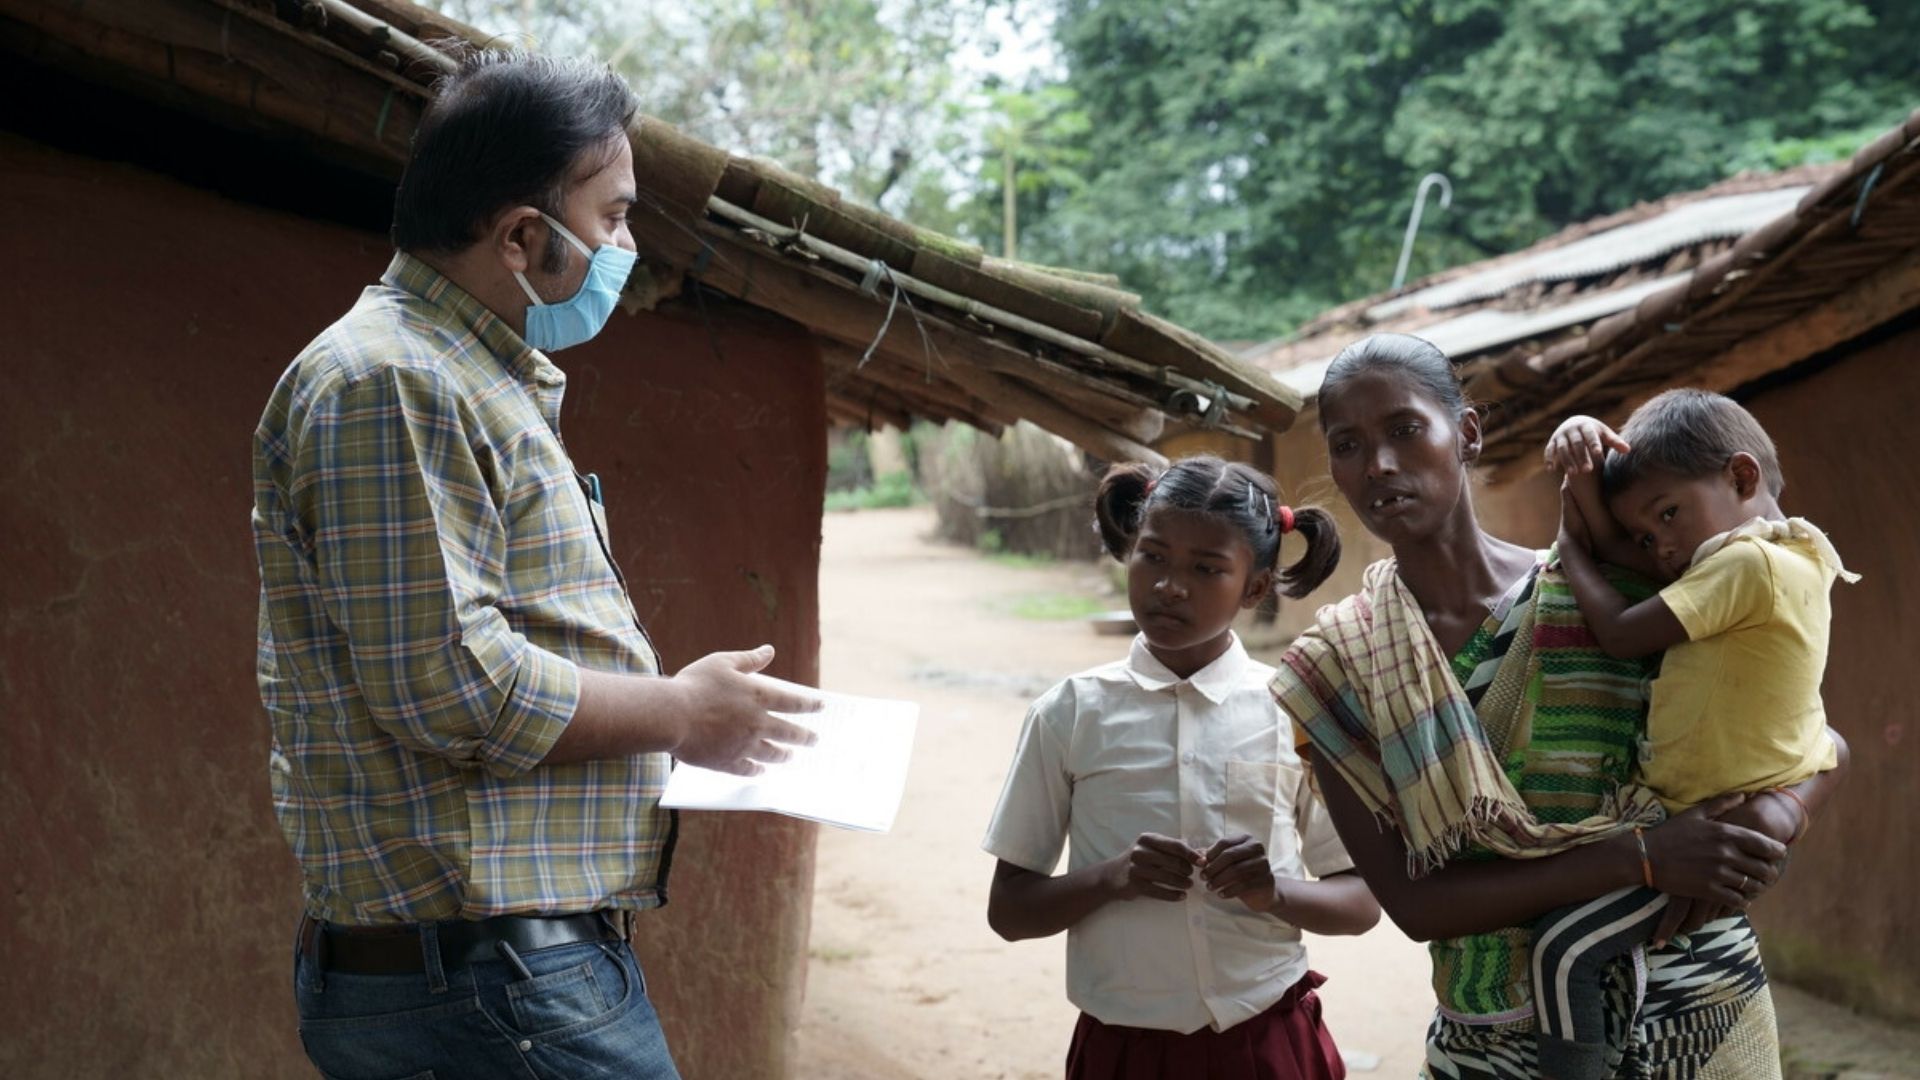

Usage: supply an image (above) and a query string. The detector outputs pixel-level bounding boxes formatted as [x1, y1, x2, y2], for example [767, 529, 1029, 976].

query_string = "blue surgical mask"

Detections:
[512, 212, 637, 351]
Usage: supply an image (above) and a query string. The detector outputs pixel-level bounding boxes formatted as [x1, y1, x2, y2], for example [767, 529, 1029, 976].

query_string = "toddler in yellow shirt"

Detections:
[1533, 389, 1856, 1080]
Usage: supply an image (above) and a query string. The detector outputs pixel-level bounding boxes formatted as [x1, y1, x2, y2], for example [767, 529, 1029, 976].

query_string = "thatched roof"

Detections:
[1242, 106, 1919, 478]
[2, 0, 1302, 465]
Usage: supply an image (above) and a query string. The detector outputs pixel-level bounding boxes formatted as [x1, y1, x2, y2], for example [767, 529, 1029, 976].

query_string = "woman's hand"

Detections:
[1643, 794, 1787, 908]
[1200, 834, 1279, 912]
[1651, 791, 1802, 942]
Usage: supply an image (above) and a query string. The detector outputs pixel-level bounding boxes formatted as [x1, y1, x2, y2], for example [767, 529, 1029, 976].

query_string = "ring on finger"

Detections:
[1737, 873, 1749, 893]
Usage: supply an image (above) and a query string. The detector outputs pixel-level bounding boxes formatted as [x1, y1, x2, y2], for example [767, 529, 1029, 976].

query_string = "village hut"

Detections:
[0, 1, 1300, 1076]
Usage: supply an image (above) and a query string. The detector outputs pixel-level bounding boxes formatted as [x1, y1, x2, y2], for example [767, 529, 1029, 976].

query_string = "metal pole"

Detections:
[1392, 173, 1453, 291]
[1002, 138, 1018, 261]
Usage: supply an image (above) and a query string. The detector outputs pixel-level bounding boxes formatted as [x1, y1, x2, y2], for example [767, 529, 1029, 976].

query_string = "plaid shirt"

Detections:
[253, 252, 673, 925]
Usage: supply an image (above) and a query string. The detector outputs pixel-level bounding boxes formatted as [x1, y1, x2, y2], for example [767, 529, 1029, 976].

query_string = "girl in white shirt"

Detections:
[984, 455, 1381, 1080]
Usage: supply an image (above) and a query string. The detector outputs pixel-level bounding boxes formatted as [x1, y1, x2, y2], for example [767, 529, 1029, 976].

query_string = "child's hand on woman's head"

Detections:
[1112, 833, 1204, 902]
[1200, 834, 1280, 913]
[1545, 416, 1630, 475]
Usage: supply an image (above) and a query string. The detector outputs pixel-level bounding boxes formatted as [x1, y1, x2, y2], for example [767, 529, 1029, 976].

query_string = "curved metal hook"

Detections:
[1392, 172, 1453, 291]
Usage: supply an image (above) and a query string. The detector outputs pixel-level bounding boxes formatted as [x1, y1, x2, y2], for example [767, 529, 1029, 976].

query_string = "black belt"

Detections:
[301, 912, 622, 975]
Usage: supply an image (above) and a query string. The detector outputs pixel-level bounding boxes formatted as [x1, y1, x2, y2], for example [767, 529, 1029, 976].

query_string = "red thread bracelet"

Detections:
[1632, 826, 1654, 888]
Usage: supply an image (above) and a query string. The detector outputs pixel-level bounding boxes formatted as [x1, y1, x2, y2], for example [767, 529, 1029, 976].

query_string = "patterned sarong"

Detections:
[1424, 914, 1780, 1079]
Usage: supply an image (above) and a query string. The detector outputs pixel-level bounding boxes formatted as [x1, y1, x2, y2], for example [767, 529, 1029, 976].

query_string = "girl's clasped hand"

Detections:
[1116, 832, 1283, 911]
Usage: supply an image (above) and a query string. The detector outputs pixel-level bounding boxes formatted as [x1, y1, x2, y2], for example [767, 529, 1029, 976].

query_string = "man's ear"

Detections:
[1459, 407, 1485, 465]
[1242, 568, 1275, 609]
[1727, 451, 1763, 499]
[492, 205, 545, 275]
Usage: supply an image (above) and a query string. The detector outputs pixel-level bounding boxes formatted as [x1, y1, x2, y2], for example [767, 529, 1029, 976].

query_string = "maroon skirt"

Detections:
[1065, 970, 1345, 1080]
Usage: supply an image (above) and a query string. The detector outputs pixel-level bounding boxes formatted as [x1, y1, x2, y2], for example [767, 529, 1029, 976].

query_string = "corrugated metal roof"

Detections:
[1368, 186, 1810, 318]
[1271, 272, 1690, 400]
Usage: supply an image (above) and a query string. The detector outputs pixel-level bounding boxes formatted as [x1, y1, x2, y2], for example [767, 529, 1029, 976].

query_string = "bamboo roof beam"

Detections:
[704, 196, 1268, 422]
[631, 209, 1165, 464]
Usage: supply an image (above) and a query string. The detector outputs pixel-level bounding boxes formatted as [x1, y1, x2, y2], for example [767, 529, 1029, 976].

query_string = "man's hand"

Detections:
[1200, 834, 1281, 913]
[1112, 833, 1204, 901]
[1545, 415, 1630, 475]
[668, 646, 821, 776]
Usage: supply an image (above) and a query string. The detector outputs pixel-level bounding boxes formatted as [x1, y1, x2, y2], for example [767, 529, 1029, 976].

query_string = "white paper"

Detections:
[659, 681, 919, 833]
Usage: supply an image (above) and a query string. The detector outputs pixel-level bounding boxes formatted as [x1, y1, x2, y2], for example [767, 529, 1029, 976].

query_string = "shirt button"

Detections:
[518, 1040, 533, 1052]
[1181, 751, 1196, 765]
[1191, 914, 1203, 928]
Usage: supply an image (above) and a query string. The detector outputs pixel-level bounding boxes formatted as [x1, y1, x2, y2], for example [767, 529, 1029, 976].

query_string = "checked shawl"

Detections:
[1275, 557, 1662, 877]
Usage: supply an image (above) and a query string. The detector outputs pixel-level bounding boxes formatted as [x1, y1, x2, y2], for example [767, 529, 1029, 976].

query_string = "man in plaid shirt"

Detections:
[252, 51, 813, 1079]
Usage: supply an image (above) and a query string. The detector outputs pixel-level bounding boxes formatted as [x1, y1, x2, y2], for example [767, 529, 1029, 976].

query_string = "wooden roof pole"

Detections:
[1482, 247, 1920, 484]
[634, 212, 1167, 465]
[705, 196, 1262, 418]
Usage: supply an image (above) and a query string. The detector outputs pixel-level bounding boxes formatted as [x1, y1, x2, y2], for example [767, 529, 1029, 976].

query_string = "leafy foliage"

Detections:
[987, 0, 1920, 339]
[427, 0, 995, 226]
[427, 1, 1919, 343]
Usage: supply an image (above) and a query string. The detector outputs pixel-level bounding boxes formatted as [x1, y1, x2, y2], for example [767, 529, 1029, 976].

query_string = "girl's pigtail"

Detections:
[1093, 462, 1158, 561]
[1276, 505, 1341, 599]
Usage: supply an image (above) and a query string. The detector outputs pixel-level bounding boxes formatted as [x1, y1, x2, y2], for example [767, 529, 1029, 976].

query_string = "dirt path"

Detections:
[793, 506, 1433, 1078]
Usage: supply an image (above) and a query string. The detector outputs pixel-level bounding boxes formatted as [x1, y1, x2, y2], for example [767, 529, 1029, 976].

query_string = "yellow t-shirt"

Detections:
[1642, 518, 1854, 812]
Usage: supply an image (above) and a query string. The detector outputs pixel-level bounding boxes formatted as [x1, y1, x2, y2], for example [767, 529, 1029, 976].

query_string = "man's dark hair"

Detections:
[391, 51, 637, 265]
[1602, 388, 1784, 498]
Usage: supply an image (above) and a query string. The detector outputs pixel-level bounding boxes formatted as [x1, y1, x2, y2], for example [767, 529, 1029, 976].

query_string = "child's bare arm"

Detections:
[1558, 486, 1689, 659]
[1546, 416, 1660, 576]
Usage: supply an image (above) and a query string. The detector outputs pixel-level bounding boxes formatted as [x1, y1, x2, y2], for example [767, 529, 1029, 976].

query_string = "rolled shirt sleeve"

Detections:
[982, 685, 1076, 874]
[298, 364, 577, 776]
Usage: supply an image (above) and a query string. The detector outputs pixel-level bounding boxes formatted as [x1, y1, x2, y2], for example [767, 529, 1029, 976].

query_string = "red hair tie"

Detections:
[1144, 477, 1158, 497]
[1276, 505, 1296, 534]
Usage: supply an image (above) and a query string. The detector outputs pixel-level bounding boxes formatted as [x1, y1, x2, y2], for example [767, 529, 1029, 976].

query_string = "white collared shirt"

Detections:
[983, 633, 1353, 1033]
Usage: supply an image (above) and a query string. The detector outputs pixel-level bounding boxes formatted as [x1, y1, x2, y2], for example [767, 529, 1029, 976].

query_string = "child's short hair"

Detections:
[1093, 454, 1341, 600]
[1601, 389, 1783, 499]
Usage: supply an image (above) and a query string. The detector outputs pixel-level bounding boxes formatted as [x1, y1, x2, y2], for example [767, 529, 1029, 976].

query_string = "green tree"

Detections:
[1001, 0, 1920, 340]
[979, 85, 1092, 258]
[426, 0, 995, 225]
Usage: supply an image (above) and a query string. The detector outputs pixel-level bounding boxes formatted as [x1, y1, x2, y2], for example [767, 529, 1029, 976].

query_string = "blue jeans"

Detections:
[293, 924, 680, 1080]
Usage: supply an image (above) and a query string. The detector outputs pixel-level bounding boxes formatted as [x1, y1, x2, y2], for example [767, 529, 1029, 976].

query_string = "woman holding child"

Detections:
[1270, 334, 1849, 1078]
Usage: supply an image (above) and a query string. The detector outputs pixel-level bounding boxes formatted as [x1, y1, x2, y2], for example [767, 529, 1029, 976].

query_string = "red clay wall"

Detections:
[0, 132, 826, 1077]
[1731, 330, 1920, 1019]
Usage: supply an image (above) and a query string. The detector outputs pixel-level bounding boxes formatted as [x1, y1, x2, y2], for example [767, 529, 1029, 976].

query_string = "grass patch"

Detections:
[1006, 592, 1108, 621]
[987, 551, 1056, 570]
[824, 471, 918, 512]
